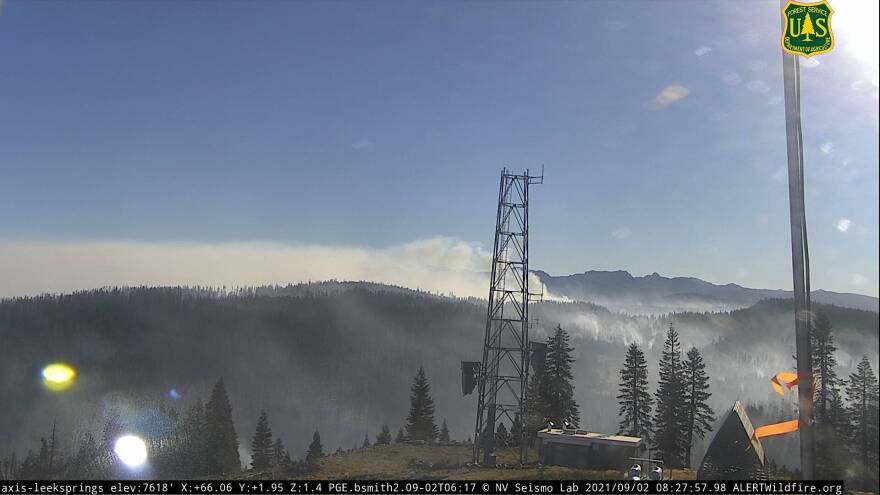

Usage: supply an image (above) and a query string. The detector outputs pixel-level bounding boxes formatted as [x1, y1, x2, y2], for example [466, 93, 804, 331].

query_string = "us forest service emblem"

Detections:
[782, 1, 834, 57]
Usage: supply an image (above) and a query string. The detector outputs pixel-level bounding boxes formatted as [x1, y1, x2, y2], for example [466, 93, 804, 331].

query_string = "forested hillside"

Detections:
[1, 283, 876, 472]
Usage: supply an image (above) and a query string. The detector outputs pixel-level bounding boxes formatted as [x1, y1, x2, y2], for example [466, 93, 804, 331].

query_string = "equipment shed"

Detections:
[536, 428, 645, 470]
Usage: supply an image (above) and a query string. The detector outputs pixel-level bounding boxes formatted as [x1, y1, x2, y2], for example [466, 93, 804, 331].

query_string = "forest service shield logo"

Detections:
[782, 1, 834, 57]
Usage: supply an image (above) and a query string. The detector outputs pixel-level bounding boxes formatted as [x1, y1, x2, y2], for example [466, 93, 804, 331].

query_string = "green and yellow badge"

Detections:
[782, 1, 834, 57]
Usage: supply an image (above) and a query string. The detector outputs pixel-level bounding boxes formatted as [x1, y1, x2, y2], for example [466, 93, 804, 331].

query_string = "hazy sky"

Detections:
[0, 1, 877, 298]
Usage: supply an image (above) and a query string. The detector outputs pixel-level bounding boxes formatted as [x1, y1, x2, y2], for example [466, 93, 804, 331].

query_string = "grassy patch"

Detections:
[243, 443, 696, 481]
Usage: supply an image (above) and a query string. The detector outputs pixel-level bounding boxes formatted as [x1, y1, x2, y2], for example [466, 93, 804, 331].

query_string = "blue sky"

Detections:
[0, 0, 877, 297]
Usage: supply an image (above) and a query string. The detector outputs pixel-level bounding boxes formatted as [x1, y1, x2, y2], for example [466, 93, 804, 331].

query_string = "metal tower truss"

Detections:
[474, 167, 543, 466]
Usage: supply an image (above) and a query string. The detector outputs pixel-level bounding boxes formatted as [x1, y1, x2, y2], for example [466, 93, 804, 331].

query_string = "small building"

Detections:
[536, 428, 645, 470]
[698, 401, 768, 480]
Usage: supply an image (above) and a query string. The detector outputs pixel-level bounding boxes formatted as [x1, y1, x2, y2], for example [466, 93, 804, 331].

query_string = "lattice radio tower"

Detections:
[473, 167, 543, 466]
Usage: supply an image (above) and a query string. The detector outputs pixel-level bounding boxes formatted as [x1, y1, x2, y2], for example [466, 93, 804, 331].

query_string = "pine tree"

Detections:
[525, 371, 546, 439]
[205, 380, 241, 474]
[271, 438, 288, 467]
[617, 342, 653, 441]
[439, 419, 450, 444]
[2, 452, 17, 481]
[652, 324, 687, 467]
[819, 386, 852, 479]
[405, 367, 438, 442]
[811, 312, 846, 478]
[682, 347, 714, 468]
[101, 412, 123, 453]
[376, 425, 392, 445]
[362, 434, 371, 448]
[812, 312, 839, 422]
[250, 410, 273, 470]
[845, 356, 879, 490]
[533, 325, 580, 428]
[510, 414, 523, 447]
[394, 428, 405, 443]
[180, 400, 208, 477]
[306, 430, 324, 466]
[495, 422, 509, 444]
[827, 387, 849, 439]
[17, 450, 40, 480]
[37, 438, 50, 477]
[68, 432, 100, 479]
[47, 420, 57, 475]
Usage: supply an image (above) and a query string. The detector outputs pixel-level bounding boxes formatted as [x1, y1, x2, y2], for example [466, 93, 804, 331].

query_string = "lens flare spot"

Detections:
[114, 435, 148, 468]
[42, 363, 76, 390]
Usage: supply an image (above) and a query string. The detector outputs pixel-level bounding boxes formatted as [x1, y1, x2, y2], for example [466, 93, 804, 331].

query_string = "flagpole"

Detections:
[780, 3, 815, 480]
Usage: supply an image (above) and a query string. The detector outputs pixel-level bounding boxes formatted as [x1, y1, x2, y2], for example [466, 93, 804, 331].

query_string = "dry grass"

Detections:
[251, 443, 696, 481]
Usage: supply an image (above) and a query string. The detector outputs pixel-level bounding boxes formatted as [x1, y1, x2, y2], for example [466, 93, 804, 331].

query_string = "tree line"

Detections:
[0, 328, 572, 480]
[616, 323, 715, 469]
[2, 379, 244, 479]
[614, 313, 879, 490]
[808, 311, 878, 491]
[0, 365, 457, 480]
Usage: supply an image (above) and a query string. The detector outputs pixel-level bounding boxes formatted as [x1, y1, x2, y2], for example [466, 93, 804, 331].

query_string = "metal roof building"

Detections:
[537, 428, 645, 470]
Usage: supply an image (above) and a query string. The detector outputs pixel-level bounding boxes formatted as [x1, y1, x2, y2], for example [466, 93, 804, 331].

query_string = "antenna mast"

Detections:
[473, 167, 543, 466]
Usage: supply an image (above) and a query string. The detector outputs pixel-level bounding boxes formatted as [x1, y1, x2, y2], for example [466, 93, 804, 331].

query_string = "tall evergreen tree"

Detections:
[306, 430, 324, 466]
[17, 450, 40, 480]
[68, 432, 100, 479]
[652, 324, 687, 467]
[362, 434, 371, 448]
[812, 312, 839, 421]
[827, 387, 849, 439]
[845, 356, 879, 490]
[405, 367, 438, 442]
[205, 380, 241, 474]
[47, 420, 57, 474]
[36, 438, 50, 477]
[510, 414, 523, 447]
[811, 312, 847, 479]
[533, 325, 580, 428]
[250, 410, 273, 470]
[682, 347, 714, 468]
[375, 425, 392, 445]
[617, 342, 653, 441]
[101, 412, 123, 454]
[439, 419, 450, 444]
[180, 400, 208, 478]
[495, 422, 509, 444]
[271, 438, 289, 467]
[2, 452, 17, 481]
[394, 428, 405, 443]
[525, 371, 546, 439]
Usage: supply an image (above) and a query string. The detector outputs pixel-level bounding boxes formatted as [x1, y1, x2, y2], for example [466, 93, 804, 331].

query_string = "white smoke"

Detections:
[0, 237, 498, 299]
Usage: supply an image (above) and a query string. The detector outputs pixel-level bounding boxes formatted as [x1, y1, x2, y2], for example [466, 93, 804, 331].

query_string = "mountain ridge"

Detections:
[533, 269, 879, 313]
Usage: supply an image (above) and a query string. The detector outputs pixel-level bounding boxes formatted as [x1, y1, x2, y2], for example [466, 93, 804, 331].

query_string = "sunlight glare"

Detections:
[41, 363, 76, 391]
[114, 435, 148, 468]
[834, 0, 879, 70]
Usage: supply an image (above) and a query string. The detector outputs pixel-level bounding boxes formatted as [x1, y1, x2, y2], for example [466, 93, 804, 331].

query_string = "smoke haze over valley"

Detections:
[1, 281, 876, 470]
[1, 0, 878, 485]
[1, 238, 876, 313]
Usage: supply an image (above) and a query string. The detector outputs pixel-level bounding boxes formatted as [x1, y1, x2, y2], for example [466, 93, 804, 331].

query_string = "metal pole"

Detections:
[520, 170, 530, 465]
[780, 11, 814, 479]
[474, 171, 506, 464]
